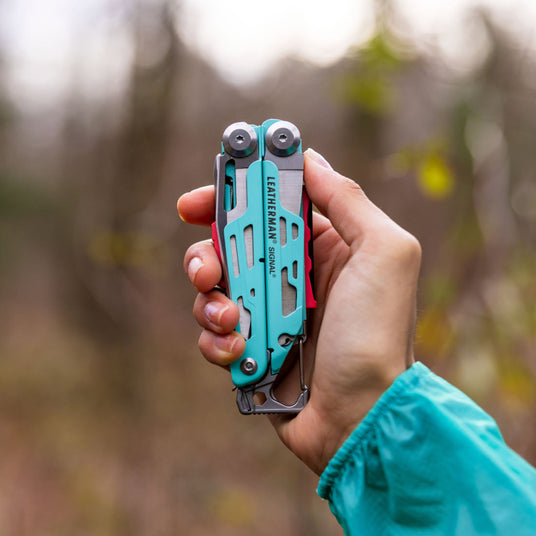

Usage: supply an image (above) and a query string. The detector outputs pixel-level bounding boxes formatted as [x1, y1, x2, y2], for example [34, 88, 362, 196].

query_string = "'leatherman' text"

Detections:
[266, 179, 277, 242]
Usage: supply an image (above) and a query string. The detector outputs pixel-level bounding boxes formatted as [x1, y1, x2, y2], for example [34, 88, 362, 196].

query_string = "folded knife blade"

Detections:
[212, 119, 316, 414]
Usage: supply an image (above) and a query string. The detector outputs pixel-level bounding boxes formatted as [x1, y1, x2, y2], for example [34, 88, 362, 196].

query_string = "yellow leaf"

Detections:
[417, 154, 454, 199]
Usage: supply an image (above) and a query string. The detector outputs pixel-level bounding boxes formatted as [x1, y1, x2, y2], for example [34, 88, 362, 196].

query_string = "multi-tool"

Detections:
[212, 119, 316, 414]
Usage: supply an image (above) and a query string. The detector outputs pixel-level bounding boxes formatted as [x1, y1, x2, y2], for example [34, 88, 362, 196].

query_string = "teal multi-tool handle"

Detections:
[212, 119, 316, 414]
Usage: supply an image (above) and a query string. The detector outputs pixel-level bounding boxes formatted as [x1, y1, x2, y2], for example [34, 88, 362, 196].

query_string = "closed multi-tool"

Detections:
[212, 119, 316, 414]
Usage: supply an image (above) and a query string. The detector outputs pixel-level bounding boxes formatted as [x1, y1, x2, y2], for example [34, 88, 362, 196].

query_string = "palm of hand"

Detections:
[271, 218, 378, 474]
[272, 210, 419, 474]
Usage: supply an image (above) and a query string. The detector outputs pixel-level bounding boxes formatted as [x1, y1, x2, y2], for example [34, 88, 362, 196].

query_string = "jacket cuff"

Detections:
[317, 361, 431, 500]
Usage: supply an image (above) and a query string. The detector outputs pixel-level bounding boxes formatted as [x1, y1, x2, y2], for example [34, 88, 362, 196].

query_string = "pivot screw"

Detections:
[240, 358, 258, 375]
[265, 121, 300, 156]
[222, 122, 257, 158]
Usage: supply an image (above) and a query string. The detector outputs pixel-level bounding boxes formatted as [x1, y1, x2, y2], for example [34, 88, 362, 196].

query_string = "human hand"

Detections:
[178, 149, 421, 475]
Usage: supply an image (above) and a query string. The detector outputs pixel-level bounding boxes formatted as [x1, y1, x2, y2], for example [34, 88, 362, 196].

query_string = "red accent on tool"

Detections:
[303, 191, 317, 308]
[211, 221, 222, 263]
[211, 221, 227, 289]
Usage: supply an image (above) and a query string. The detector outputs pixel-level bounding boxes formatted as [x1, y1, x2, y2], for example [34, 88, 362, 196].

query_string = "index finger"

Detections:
[177, 185, 215, 226]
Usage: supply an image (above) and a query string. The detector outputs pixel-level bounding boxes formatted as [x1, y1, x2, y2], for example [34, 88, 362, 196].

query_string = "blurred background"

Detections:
[0, 0, 535, 533]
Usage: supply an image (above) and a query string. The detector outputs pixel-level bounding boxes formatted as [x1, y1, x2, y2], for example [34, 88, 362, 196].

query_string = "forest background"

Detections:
[1, 0, 535, 534]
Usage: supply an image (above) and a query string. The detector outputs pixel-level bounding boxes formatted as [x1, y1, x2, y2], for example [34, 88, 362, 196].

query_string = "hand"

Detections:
[178, 149, 421, 475]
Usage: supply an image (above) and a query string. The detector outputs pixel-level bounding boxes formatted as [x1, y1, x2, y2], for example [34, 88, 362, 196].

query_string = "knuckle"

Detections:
[326, 176, 365, 221]
[391, 230, 422, 267]
[339, 176, 364, 198]
[403, 233, 422, 261]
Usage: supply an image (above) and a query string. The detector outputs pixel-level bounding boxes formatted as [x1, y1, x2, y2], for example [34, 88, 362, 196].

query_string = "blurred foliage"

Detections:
[340, 7, 535, 431]
[0, 0, 535, 534]
[339, 33, 405, 114]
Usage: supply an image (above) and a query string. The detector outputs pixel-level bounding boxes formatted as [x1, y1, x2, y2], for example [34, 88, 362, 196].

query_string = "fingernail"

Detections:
[177, 194, 188, 221]
[216, 334, 236, 353]
[305, 148, 333, 170]
[205, 302, 228, 327]
[187, 256, 203, 283]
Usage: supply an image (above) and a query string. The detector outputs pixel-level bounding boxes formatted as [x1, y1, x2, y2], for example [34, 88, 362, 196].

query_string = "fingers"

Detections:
[193, 290, 239, 334]
[181, 203, 245, 366]
[198, 329, 245, 366]
[195, 290, 245, 366]
[177, 185, 215, 226]
[304, 149, 390, 249]
[311, 211, 331, 239]
[184, 239, 222, 293]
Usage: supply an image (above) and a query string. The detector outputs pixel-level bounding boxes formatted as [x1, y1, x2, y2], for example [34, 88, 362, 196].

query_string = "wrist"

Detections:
[314, 359, 410, 474]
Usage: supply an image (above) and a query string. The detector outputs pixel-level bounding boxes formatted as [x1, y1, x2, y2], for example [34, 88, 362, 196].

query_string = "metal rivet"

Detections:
[240, 358, 258, 375]
[265, 121, 300, 157]
[222, 122, 257, 158]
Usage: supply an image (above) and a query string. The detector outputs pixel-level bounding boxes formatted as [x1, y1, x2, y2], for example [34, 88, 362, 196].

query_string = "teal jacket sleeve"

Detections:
[317, 362, 536, 535]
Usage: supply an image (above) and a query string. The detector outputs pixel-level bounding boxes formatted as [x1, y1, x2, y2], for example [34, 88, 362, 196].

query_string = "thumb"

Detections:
[304, 149, 386, 248]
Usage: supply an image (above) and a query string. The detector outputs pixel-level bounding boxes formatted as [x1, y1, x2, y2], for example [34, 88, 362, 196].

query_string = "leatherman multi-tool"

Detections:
[212, 119, 316, 414]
